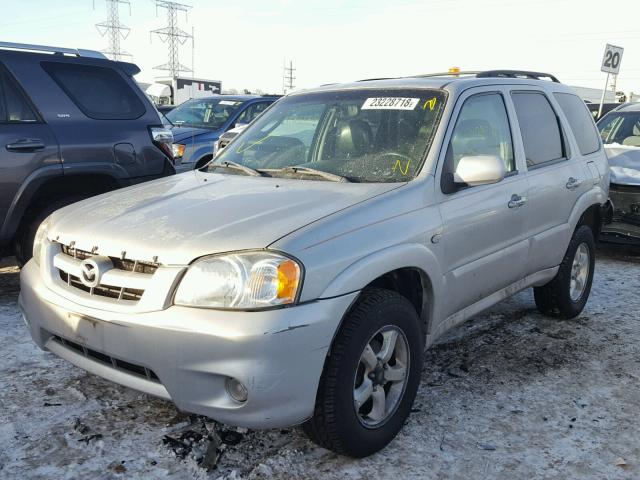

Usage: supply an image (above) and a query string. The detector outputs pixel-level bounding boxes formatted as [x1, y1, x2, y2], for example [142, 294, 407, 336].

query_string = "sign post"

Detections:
[598, 44, 624, 118]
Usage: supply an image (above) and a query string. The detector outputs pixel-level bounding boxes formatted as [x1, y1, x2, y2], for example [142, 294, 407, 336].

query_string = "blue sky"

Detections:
[3, 0, 640, 95]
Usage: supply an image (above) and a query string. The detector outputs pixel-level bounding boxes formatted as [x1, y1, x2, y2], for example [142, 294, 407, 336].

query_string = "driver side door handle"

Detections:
[508, 194, 528, 209]
[6, 139, 45, 152]
[565, 177, 583, 190]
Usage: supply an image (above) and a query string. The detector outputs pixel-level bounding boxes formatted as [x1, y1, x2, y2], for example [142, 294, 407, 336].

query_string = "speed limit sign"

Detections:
[601, 44, 624, 74]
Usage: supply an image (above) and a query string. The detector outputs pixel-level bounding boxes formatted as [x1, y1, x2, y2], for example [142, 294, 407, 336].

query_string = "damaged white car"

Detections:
[598, 102, 640, 244]
[20, 70, 609, 457]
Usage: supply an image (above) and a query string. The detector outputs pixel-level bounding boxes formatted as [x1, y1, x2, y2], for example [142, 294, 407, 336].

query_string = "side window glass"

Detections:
[237, 102, 270, 124]
[0, 68, 37, 123]
[511, 92, 564, 167]
[42, 62, 145, 120]
[553, 93, 600, 155]
[236, 104, 255, 124]
[598, 115, 623, 143]
[445, 93, 515, 177]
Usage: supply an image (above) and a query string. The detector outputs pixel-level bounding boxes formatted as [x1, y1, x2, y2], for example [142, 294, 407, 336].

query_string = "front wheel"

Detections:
[303, 288, 424, 457]
[534, 225, 595, 319]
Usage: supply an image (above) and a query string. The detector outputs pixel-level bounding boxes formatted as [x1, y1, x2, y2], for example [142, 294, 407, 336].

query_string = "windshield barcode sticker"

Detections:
[362, 97, 420, 110]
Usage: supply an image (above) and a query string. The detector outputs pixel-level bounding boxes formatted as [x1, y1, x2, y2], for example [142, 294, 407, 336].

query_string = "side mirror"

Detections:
[454, 155, 506, 187]
[234, 121, 249, 129]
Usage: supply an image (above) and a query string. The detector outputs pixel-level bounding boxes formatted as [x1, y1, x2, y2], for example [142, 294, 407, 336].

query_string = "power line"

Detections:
[150, 0, 192, 78]
[95, 0, 131, 61]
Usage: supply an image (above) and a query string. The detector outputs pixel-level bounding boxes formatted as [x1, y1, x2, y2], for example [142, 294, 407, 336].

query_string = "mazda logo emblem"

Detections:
[78, 256, 112, 288]
[81, 262, 96, 282]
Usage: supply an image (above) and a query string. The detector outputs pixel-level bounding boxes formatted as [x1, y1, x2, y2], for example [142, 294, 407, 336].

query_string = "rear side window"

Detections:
[42, 62, 145, 120]
[511, 92, 564, 167]
[0, 66, 38, 123]
[554, 93, 600, 155]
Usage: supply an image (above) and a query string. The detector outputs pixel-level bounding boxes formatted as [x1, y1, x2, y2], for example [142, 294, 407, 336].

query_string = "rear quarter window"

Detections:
[42, 62, 145, 120]
[553, 92, 600, 155]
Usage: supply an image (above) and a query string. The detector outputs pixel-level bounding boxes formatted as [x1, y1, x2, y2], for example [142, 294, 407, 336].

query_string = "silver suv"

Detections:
[20, 70, 609, 457]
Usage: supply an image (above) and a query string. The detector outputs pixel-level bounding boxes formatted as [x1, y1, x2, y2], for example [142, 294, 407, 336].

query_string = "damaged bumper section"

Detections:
[19, 260, 357, 429]
[601, 184, 640, 245]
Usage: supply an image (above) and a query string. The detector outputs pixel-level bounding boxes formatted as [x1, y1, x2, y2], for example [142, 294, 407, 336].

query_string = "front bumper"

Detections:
[601, 184, 640, 245]
[20, 260, 357, 428]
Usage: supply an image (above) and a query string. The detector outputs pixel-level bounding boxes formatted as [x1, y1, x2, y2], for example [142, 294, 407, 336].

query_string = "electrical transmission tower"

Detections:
[95, 0, 131, 61]
[151, 1, 193, 78]
[283, 60, 295, 94]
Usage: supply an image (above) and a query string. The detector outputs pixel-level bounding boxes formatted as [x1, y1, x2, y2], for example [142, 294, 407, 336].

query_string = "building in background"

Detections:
[146, 76, 222, 105]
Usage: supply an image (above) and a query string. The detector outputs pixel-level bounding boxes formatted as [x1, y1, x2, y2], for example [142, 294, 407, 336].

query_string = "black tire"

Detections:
[14, 195, 87, 267]
[534, 225, 595, 319]
[303, 288, 424, 457]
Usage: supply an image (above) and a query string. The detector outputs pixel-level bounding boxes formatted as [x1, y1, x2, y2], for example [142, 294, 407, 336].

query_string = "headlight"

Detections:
[32, 216, 51, 267]
[174, 251, 302, 309]
[172, 143, 185, 159]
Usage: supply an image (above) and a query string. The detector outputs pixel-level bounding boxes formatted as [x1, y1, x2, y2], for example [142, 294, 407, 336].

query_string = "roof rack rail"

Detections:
[0, 41, 107, 59]
[356, 77, 397, 82]
[411, 71, 480, 78]
[476, 70, 560, 83]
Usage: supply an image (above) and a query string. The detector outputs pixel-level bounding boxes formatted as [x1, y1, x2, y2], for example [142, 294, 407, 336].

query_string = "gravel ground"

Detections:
[1, 246, 639, 479]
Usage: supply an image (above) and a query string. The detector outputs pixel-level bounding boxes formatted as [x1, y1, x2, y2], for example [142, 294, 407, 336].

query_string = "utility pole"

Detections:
[151, 1, 193, 78]
[283, 60, 295, 94]
[610, 74, 618, 101]
[95, 0, 131, 61]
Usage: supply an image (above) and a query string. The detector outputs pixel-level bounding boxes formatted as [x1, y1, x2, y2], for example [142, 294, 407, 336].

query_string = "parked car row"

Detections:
[17, 62, 612, 458]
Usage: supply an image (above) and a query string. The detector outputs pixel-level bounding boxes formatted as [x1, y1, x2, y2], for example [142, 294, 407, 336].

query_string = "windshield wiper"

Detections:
[262, 166, 351, 183]
[212, 160, 263, 177]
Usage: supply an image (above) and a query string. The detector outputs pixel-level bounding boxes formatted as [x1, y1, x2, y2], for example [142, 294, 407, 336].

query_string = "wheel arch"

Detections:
[568, 188, 608, 241]
[319, 243, 443, 343]
[576, 203, 603, 240]
[3, 167, 124, 244]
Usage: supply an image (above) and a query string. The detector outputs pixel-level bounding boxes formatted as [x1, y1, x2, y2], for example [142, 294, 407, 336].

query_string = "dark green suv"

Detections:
[0, 41, 175, 265]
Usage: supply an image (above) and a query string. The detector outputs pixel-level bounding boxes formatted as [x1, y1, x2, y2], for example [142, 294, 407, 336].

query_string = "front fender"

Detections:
[318, 242, 445, 333]
[180, 139, 218, 168]
[319, 242, 443, 299]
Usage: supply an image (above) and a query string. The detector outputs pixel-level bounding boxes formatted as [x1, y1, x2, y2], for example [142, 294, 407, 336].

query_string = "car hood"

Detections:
[605, 143, 640, 186]
[170, 126, 219, 142]
[49, 172, 403, 265]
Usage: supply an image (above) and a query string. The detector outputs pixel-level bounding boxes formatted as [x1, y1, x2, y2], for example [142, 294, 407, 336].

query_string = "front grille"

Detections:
[61, 245, 159, 274]
[56, 245, 159, 302]
[50, 334, 160, 382]
[59, 271, 144, 301]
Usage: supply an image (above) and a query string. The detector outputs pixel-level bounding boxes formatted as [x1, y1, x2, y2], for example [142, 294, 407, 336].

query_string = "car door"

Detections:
[0, 63, 60, 237]
[436, 87, 529, 318]
[509, 89, 592, 274]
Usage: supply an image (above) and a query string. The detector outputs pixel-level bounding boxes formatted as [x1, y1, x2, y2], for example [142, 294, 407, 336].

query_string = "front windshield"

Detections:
[210, 89, 447, 183]
[599, 111, 640, 146]
[166, 98, 244, 130]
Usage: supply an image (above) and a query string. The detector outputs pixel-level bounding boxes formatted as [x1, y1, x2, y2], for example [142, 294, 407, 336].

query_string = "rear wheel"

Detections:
[14, 195, 87, 267]
[534, 225, 595, 319]
[303, 288, 424, 457]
